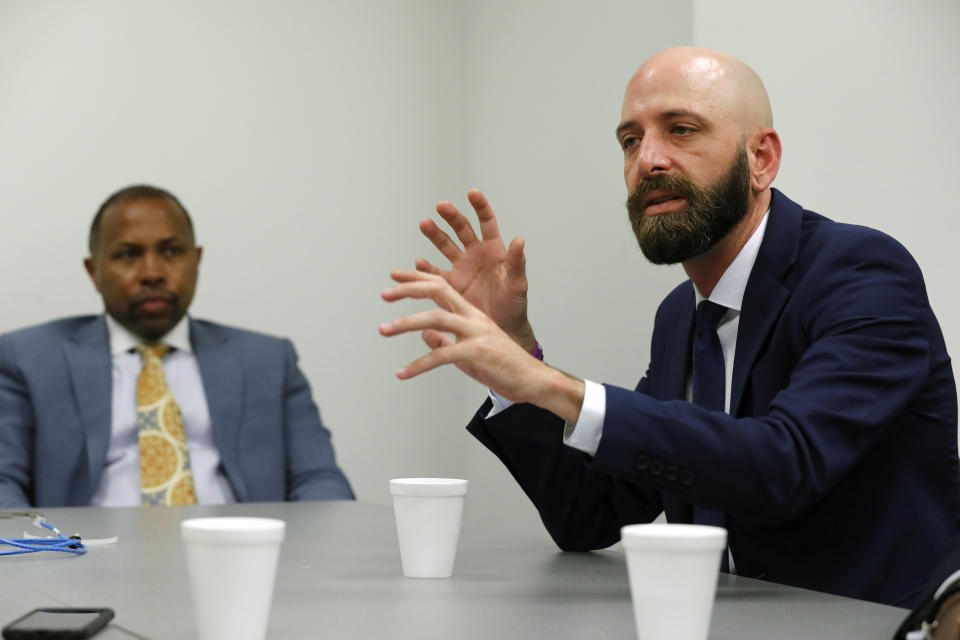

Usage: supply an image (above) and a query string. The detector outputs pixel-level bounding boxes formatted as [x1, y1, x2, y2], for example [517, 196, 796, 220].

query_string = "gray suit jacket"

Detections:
[0, 315, 353, 507]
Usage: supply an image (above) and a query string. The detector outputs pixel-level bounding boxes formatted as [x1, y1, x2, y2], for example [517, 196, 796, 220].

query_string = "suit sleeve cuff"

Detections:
[562, 379, 605, 456]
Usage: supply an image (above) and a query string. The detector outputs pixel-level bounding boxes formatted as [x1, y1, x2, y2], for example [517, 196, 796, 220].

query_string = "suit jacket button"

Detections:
[666, 465, 679, 481]
[635, 454, 650, 471]
[650, 459, 664, 475]
[680, 469, 694, 486]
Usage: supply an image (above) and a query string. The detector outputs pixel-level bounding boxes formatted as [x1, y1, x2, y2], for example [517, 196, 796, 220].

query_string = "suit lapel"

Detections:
[62, 317, 112, 499]
[191, 319, 247, 500]
[730, 190, 803, 416]
[660, 283, 696, 401]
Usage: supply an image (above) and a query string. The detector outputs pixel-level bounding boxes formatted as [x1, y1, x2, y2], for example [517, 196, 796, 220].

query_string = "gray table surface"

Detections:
[0, 501, 908, 639]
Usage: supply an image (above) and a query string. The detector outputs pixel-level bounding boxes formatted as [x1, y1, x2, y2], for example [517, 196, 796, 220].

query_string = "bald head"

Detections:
[626, 47, 772, 136]
[617, 46, 781, 198]
[617, 46, 782, 268]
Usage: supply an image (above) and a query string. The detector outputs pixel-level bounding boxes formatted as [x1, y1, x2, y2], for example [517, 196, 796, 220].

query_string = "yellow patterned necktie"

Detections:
[136, 343, 197, 506]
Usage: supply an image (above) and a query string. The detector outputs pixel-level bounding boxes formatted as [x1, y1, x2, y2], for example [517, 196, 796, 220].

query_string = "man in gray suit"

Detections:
[0, 185, 353, 507]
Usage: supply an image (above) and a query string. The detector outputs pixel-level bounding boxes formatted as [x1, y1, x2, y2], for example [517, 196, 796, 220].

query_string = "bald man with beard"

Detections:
[380, 47, 960, 607]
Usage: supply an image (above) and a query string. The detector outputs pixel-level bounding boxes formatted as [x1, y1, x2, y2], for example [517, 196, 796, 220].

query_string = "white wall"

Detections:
[0, 0, 956, 536]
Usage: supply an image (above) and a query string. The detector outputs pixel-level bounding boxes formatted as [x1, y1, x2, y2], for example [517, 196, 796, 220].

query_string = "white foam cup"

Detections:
[620, 523, 727, 640]
[181, 517, 286, 640]
[390, 478, 468, 578]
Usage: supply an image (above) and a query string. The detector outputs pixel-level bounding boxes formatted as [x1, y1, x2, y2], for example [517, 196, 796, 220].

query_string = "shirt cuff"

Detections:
[485, 388, 515, 419]
[562, 379, 605, 456]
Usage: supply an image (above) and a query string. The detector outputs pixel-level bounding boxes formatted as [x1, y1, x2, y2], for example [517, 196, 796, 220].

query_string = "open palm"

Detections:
[415, 189, 535, 351]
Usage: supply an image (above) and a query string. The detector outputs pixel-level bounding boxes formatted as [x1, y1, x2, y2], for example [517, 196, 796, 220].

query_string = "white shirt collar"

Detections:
[104, 313, 193, 355]
[694, 210, 770, 311]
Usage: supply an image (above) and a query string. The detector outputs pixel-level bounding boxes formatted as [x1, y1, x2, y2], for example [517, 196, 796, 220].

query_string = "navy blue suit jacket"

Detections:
[0, 316, 353, 507]
[467, 190, 960, 607]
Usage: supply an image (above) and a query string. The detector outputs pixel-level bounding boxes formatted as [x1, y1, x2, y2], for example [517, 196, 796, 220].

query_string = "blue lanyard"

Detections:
[1, 513, 87, 556]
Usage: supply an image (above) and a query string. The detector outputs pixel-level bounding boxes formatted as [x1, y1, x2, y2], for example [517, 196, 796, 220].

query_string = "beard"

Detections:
[626, 144, 751, 265]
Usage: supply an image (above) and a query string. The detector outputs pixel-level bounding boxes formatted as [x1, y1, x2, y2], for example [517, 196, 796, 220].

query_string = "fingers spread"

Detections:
[506, 236, 527, 283]
[382, 271, 472, 314]
[436, 200, 480, 248]
[395, 346, 458, 379]
[379, 308, 465, 338]
[467, 189, 503, 242]
[419, 218, 462, 263]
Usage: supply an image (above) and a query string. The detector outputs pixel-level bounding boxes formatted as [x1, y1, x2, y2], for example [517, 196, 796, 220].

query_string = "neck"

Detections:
[682, 189, 770, 298]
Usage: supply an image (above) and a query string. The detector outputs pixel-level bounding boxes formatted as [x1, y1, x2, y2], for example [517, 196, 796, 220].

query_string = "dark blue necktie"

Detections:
[692, 300, 727, 412]
[691, 300, 731, 571]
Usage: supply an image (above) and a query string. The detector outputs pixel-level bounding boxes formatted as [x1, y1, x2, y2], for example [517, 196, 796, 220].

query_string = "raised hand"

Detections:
[380, 270, 583, 423]
[415, 189, 536, 353]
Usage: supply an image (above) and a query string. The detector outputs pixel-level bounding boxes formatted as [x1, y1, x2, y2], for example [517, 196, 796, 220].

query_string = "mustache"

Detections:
[626, 173, 700, 213]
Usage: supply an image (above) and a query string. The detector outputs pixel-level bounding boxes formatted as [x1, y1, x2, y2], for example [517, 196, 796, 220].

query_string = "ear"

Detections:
[195, 246, 203, 265]
[748, 128, 782, 193]
[83, 257, 102, 293]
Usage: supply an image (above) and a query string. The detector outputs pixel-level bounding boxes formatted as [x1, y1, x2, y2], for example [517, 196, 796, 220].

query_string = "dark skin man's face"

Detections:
[84, 197, 202, 341]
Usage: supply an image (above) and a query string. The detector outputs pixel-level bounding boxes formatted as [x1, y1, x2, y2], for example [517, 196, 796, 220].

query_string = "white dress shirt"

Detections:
[486, 211, 770, 457]
[90, 315, 236, 506]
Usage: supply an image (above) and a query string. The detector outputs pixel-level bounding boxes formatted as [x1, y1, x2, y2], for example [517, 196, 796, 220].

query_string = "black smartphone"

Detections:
[1, 608, 114, 640]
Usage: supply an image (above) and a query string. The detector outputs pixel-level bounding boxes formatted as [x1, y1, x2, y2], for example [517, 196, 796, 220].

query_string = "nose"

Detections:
[634, 133, 671, 177]
[138, 252, 165, 285]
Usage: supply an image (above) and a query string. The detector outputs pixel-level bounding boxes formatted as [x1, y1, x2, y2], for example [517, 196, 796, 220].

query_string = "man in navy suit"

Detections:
[380, 47, 960, 607]
[0, 185, 353, 507]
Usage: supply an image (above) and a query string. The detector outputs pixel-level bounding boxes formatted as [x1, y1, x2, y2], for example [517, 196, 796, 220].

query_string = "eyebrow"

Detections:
[108, 242, 144, 256]
[615, 120, 638, 139]
[615, 109, 709, 138]
[111, 236, 182, 250]
[659, 108, 706, 121]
